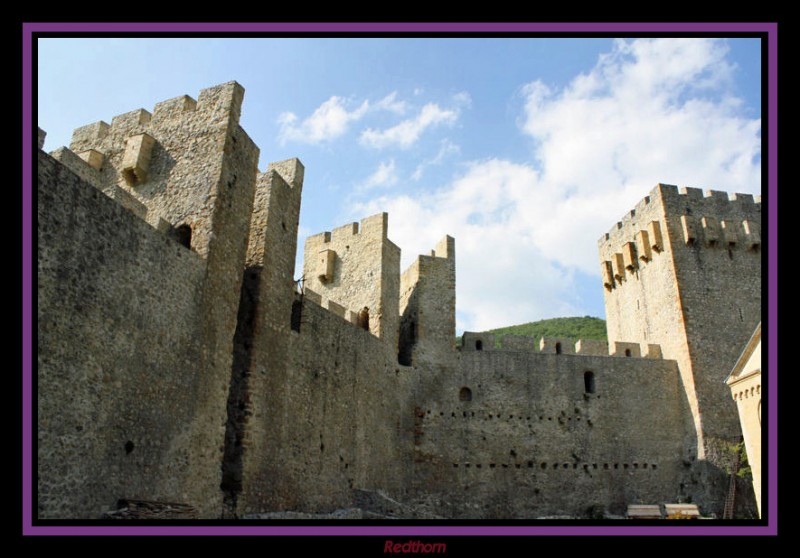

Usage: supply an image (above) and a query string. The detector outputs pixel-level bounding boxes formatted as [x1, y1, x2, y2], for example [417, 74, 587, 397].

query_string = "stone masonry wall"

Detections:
[410, 347, 688, 518]
[38, 82, 260, 519]
[66, 82, 255, 260]
[37, 82, 762, 520]
[399, 236, 456, 368]
[303, 213, 401, 349]
[228, 161, 305, 515]
[599, 183, 761, 516]
[38, 151, 214, 518]
[239, 298, 415, 515]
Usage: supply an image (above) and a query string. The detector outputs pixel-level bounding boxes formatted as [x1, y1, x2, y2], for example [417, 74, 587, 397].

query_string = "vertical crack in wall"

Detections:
[221, 265, 262, 517]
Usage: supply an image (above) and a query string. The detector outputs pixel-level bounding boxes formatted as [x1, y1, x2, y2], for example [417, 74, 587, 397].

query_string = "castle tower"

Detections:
[221, 159, 305, 514]
[64, 81, 258, 261]
[598, 183, 761, 513]
[302, 212, 401, 352]
[37, 82, 261, 518]
[398, 236, 456, 367]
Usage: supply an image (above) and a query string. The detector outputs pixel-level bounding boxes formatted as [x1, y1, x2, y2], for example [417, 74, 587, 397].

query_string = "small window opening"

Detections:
[625, 349, 632, 357]
[124, 441, 135, 454]
[584, 371, 596, 394]
[291, 300, 302, 332]
[555, 342, 562, 354]
[459, 387, 472, 402]
[174, 224, 192, 249]
[476, 340, 483, 351]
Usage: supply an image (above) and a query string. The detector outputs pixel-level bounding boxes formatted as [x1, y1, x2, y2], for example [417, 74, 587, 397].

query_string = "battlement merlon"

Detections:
[38, 127, 46, 150]
[69, 81, 246, 152]
[411, 235, 456, 276]
[46, 147, 148, 222]
[431, 235, 455, 260]
[461, 331, 495, 351]
[49, 147, 103, 191]
[598, 183, 762, 248]
[266, 158, 304, 191]
[598, 185, 762, 282]
[463, 333, 662, 359]
[309, 212, 399, 250]
[247, 160, 305, 269]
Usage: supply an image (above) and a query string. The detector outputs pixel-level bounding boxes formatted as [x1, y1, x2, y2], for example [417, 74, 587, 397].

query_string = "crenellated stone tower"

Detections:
[38, 82, 261, 518]
[302, 212, 401, 352]
[598, 183, 761, 513]
[398, 235, 456, 368]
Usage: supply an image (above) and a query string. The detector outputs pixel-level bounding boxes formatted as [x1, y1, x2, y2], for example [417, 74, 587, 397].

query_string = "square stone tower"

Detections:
[598, 183, 761, 513]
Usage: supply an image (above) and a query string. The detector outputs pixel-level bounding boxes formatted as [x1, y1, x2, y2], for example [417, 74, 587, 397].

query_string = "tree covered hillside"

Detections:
[458, 316, 607, 348]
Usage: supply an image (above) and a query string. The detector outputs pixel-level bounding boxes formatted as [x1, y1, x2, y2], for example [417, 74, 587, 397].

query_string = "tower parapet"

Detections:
[598, 182, 761, 515]
[64, 81, 257, 260]
[599, 184, 761, 291]
[302, 212, 401, 349]
[398, 235, 456, 366]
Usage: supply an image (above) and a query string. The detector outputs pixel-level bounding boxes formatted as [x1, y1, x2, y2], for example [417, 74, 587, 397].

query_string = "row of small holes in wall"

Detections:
[452, 462, 657, 470]
[733, 385, 760, 401]
[424, 409, 592, 425]
[460, 373, 596, 401]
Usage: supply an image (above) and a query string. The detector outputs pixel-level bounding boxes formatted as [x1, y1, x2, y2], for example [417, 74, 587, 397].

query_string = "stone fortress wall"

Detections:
[598, 184, 761, 512]
[35, 82, 760, 519]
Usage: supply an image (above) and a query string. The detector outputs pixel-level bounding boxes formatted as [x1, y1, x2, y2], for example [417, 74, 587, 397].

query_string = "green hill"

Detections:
[458, 316, 607, 348]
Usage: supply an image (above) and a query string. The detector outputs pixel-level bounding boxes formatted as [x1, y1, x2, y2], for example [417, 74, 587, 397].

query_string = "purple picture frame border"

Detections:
[22, 21, 778, 537]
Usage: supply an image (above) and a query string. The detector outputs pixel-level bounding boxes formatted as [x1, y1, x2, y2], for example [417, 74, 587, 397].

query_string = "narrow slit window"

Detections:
[584, 371, 596, 394]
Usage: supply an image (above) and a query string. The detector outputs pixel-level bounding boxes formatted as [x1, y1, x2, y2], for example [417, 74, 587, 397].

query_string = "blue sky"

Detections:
[37, 37, 762, 334]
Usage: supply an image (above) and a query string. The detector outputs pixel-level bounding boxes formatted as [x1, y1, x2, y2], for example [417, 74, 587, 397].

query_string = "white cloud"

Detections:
[278, 96, 369, 145]
[412, 139, 460, 181]
[518, 37, 760, 271]
[359, 159, 398, 191]
[353, 38, 760, 332]
[375, 92, 407, 114]
[360, 102, 459, 149]
[355, 159, 581, 331]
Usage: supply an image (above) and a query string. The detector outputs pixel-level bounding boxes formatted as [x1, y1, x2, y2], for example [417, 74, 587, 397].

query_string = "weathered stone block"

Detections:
[575, 339, 609, 356]
[461, 331, 494, 351]
[743, 220, 760, 249]
[647, 220, 663, 252]
[612, 342, 641, 358]
[539, 337, 575, 354]
[623, 241, 638, 271]
[701, 216, 719, 246]
[317, 249, 335, 283]
[78, 149, 104, 170]
[326, 299, 347, 318]
[612, 253, 625, 282]
[635, 230, 652, 262]
[721, 219, 739, 245]
[602, 260, 615, 290]
[681, 215, 697, 245]
[304, 289, 322, 305]
[121, 133, 156, 186]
